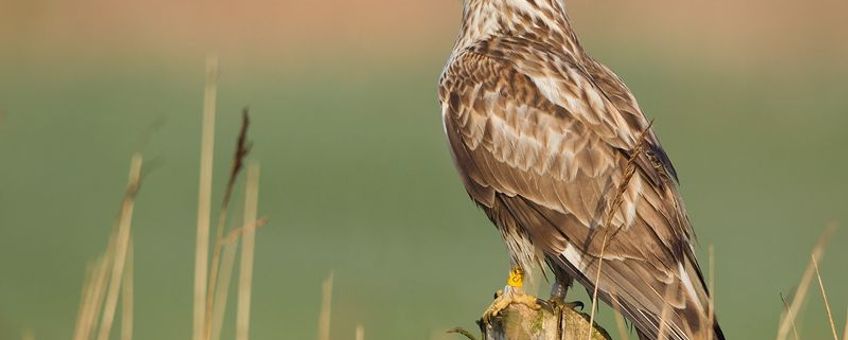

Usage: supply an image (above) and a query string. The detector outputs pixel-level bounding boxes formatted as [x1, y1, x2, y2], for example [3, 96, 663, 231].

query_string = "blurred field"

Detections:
[1, 0, 847, 339]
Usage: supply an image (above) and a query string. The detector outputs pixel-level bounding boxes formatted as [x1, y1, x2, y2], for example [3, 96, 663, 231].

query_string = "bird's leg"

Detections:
[481, 267, 541, 323]
[543, 275, 583, 311]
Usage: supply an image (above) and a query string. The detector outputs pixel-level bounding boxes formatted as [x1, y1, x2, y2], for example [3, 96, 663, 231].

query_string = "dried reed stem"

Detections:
[73, 262, 98, 340]
[210, 241, 239, 340]
[355, 325, 365, 340]
[812, 256, 839, 340]
[778, 294, 800, 340]
[121, 239, 134, 340]
[206, 109, 251, 339]
[776, 224, 836, 340]
[841, 305, 847, 340]
[96, 153, 142, 340]
[194, 55, 218, 340]
[236, 163, 260, 340]
[318, 272, 334, 340]
[586, 235, 609, 340]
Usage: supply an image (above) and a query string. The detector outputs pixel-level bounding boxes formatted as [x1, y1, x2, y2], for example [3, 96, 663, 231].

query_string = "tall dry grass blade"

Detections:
[211, 215, 270, 340]
[210, 241, 239, 340]
[81, 255, 113, 340]
[355, 325, 364, 340]
[841, 305, 847, 340]
[121, 239, 134, 340]
[73, 262, 97, 340]
[236, 163, 260, 340]
[206, 109, 252, 333]
[585, 235, 609, 340]
[318, 272, 334, 340]
[96, 154, 143, 340]
[194, 54, 219, 340]
[21, 329, 34, 340]
[778, 293, 800, 340]
[813, 256, 839, 340]
[776, 224, 836, 340]
[586, 123, 653, 340]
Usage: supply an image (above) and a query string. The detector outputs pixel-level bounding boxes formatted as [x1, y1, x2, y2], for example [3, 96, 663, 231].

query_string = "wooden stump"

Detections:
[454, 301, 611, 340]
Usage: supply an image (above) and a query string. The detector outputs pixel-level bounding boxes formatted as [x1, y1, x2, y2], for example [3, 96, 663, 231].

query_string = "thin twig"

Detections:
[194, 55, 218, 340]
[447, 327, 478, 340]
[813, 256, 839, 340]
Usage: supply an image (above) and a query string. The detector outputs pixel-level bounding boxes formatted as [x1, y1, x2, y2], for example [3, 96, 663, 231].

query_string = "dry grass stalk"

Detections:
[194, 55, 219, 340]
[355, 325, 365, 340]
[778, 293, 800, 340]
[776, 224, 837, 340]
[78, 255, 112, 340]
[586, 235, 609, 340]
[206, 109, 252, 337]
[210, 241, 239, 340]
[236, 163, 260, 340]
[22, 330, 35, 340]
[73, 262, 98, 340]
[586, 123, 653, 340]
[121, 239, 134, 340]
[812, 256, 839, 340]
[318, 272, 334, 340]
[96, 153, 142, 340]
[842, 306, 847, 340]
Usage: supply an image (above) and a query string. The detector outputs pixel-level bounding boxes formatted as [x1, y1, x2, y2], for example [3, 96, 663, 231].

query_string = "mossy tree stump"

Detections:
[455, 300, 611, 340]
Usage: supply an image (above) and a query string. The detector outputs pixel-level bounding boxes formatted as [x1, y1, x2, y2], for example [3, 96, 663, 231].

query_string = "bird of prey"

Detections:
[437, 1, 724, 339]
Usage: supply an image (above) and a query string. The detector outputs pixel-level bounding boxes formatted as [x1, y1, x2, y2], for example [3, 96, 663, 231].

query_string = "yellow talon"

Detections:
[507, 267, 524, 288]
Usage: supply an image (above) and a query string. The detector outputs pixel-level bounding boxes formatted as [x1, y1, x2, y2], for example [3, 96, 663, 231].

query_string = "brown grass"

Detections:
[355, 324, 365, 340]
[121, 240, 134, 340]
[813, 256, 839, 340]
[318, 272, 334, 340]
[776, 224, 837, 340]
[193, 55, 218, 340]
[70, 154, 143, 340]
[236, 163, 261, 340]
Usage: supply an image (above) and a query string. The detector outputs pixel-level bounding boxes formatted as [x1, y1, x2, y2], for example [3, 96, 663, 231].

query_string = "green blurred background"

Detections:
[1, 0, 847, 339]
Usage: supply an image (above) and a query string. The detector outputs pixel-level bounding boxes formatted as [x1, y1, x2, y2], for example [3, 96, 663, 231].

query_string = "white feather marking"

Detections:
[561, 243, 586, 271]
[530, 76, 561, 105]
[677, 262, 704, 310]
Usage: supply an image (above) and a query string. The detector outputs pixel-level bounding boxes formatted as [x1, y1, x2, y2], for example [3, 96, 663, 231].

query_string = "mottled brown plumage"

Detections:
[438, 1, 723, 339]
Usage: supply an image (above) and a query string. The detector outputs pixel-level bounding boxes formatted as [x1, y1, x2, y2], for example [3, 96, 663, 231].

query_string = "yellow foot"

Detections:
[481, 267, 541, 323]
